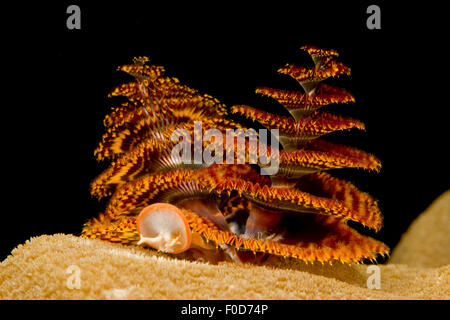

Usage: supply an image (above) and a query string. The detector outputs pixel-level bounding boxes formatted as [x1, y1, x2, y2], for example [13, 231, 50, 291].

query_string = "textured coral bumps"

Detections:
[83, 47, 389, 264]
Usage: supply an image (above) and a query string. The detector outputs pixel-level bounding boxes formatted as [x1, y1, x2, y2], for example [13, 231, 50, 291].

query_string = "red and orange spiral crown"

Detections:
[83, 46, 388, 264]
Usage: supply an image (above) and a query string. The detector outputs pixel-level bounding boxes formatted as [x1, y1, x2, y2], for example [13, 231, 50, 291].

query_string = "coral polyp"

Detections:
[83, 46, 389, 264]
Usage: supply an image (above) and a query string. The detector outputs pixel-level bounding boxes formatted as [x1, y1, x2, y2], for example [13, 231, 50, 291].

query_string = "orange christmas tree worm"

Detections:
[83, 47, 388, 264]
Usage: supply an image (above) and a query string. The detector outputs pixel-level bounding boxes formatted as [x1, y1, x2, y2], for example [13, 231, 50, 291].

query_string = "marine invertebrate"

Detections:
[83, 47, 389, 264]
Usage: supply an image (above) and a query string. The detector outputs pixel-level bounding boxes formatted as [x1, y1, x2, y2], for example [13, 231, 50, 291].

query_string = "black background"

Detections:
[2, 1, 448, 261]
